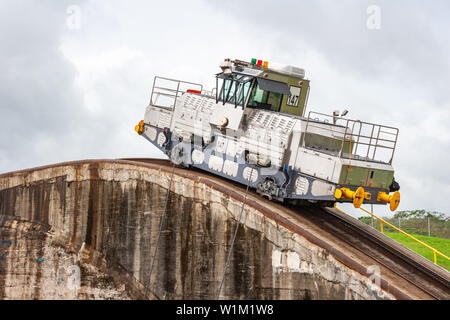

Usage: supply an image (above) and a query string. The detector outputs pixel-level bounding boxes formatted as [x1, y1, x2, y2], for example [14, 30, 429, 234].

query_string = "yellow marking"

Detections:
[334, 188, 343, 199]
[135, 120, 144, 135]
[348, 139, 352, 170]
[334, 203, 450, 266]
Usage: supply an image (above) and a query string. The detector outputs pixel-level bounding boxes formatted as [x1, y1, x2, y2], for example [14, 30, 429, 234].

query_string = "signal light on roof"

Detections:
[251, 58, 269, 68]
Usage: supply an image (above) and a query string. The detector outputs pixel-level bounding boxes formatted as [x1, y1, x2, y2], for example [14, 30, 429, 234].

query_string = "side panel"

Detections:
[279, 78, 309, 117]
[243, 110, 297, 168]
[171, 93, 215, 143]
[303, 133, 352, 154]
[145, 105, 173, 129]
[338, 165, 369, 187]
[339, 165, 394, 189]
[294, 148, 339, 183]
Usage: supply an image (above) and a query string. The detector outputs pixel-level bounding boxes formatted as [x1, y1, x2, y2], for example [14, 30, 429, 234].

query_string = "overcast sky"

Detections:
[1, 0, 449, 218]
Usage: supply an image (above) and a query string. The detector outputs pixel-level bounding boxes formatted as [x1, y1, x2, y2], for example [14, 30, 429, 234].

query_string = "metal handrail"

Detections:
[303, 121, 398, 143]
[333, 204, 450, 266]
[153, 86, 181, 93]
[305, 117, 399, 142]
[303, 111, 399, 164]
[306, 123, 396, 144]
[149, 76, 203, 109]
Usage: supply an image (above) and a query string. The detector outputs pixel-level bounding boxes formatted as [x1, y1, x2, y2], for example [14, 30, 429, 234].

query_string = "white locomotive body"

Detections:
[136, 58, 400, 210]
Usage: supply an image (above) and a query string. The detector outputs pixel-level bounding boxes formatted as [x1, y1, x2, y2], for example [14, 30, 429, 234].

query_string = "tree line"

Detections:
[358, 209, 450, 239]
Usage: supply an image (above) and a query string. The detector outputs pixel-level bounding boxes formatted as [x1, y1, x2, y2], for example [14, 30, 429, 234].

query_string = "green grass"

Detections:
[384, 232, 450, 271]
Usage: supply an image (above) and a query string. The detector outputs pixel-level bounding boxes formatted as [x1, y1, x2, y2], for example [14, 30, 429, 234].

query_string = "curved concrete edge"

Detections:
[0, 159, 423, 299]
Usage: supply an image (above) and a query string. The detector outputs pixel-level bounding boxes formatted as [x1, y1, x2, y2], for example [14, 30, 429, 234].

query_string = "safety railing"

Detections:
[149, 76, 203, 109]
[302, 111, 399, 164]
[334, 204, 450, 266]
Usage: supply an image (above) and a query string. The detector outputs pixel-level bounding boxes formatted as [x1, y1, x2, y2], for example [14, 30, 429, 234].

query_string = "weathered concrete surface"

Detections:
[0, 216, 132, 299]
[0, 160, 401, 299]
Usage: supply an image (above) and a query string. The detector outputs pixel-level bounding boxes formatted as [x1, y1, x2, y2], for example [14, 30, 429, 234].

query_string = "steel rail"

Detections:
[322, 206, 449, 299]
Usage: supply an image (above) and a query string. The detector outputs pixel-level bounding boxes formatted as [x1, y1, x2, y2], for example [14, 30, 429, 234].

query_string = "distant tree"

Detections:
[358, 216, 372, 225]
[359, 209, 450, 239]
[393, 210, 449, 221]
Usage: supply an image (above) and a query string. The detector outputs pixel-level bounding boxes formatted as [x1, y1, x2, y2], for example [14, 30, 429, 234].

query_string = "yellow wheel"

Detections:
[389, 191, 400, 211]
[353, 187, 365, 208]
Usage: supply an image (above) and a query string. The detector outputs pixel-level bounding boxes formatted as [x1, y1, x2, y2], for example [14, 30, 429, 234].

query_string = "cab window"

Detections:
[247, 81, 283, 112]
[217, 74, 252, 107]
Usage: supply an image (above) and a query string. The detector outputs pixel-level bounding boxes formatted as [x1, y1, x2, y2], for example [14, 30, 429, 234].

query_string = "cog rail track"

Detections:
[307, 207, 449, 299]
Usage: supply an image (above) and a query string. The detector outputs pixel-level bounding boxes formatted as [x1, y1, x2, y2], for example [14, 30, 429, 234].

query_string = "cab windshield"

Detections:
[217, 73, 252, 107]
[216, 73, 289, 111]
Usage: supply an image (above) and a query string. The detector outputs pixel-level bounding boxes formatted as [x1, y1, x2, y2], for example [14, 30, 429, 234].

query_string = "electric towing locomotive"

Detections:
[135, 58, 401, 211]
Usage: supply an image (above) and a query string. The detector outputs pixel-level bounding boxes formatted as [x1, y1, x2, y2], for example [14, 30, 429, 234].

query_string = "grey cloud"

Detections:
[1, 0, 449, 217]
[0, 1, 88, 171]
[206, 0, 450, 104]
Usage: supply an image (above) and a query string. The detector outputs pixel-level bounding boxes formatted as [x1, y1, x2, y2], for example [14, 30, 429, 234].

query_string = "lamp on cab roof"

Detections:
[220, 58, 232, 74]
[251, 58, 269, 69]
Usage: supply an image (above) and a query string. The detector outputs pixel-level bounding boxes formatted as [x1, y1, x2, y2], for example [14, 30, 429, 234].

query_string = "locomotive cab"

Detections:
[215, 59, 310, 117]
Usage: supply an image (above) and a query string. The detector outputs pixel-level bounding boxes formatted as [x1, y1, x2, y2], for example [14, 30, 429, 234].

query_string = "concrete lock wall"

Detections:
[0, 161, 393, 300]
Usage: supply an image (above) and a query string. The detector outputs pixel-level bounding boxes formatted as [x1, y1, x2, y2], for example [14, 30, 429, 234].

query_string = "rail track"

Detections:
[120, 157, 450, 300]
[300, 207, 450, 299]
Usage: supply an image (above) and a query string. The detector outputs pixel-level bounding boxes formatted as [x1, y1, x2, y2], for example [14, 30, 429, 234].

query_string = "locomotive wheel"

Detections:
[170, 144, 189, 168]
